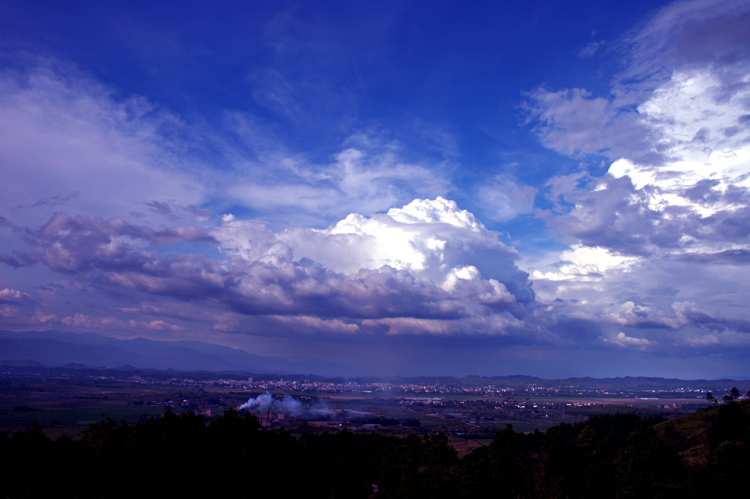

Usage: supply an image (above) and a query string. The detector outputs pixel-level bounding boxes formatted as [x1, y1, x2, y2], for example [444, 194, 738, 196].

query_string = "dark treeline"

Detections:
[1, 402, 748, 498]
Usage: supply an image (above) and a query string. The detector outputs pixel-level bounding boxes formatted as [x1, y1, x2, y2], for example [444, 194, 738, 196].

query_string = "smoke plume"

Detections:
[239, 392, 303, 415]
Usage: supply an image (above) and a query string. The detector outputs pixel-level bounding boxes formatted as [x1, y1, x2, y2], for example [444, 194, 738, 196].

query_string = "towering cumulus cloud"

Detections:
[0, 196, 536, 344]
[214, 197, 535, 336]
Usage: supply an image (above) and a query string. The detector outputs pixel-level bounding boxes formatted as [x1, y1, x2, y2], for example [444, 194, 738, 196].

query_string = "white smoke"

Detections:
[238, 392, 303, 415]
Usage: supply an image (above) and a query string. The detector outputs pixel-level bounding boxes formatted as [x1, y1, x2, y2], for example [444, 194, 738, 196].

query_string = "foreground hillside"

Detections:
[1, 402, 748, 498]
[656, 398, 750, 464]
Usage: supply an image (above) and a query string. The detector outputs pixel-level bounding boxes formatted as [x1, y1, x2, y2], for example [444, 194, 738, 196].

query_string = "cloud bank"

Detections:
[3, 0, 750, 378]
[527, 0, 750, 356]
[1, 197, 537, 341]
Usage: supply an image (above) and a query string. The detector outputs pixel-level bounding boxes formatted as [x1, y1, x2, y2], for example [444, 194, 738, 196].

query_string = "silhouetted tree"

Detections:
[730, 387, 740, 401]
[710, 401, 749, 447]
[615, 419, 684, 498]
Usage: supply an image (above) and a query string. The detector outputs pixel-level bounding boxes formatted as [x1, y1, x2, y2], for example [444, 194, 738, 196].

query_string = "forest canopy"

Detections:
[2, 400, 749, 498]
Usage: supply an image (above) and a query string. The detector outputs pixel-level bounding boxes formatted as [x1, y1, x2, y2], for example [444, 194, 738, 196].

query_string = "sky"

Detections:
[2, 0, 750, 378]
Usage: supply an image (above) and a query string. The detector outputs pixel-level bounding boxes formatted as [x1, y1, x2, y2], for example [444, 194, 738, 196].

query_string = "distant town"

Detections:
[2, 364, 747, 440]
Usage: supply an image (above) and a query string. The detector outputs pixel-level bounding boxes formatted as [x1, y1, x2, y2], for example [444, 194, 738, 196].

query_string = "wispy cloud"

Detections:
[601, 331, 652, 349]
[0, 60, 206, 228]
[478, 177, 536, 222]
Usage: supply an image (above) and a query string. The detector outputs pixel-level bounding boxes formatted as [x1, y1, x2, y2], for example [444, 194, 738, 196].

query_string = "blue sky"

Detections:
[2, 0, 750, 378]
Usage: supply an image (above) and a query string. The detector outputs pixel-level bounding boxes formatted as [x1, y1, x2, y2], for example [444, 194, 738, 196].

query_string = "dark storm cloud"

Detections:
[546, 175, 679, 255]
[546, 172, 750, 257]
[0, 250, 39, 269]
[145, 201, 178, 219]
[674, 249, 750, 265]
[26, 212, 215, 271]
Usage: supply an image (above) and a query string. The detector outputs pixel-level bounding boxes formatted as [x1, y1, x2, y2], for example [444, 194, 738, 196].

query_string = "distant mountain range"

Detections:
[0, 330, 363, 377]
[2, 330, 749, 384]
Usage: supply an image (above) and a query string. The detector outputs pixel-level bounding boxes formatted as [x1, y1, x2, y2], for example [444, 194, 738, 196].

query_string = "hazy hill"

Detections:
[0, 330, 361, 376]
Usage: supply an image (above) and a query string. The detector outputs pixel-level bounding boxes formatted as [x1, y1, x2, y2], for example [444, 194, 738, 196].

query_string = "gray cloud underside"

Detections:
[1, 211, 535, 336]
[547, 174, 750, 256]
